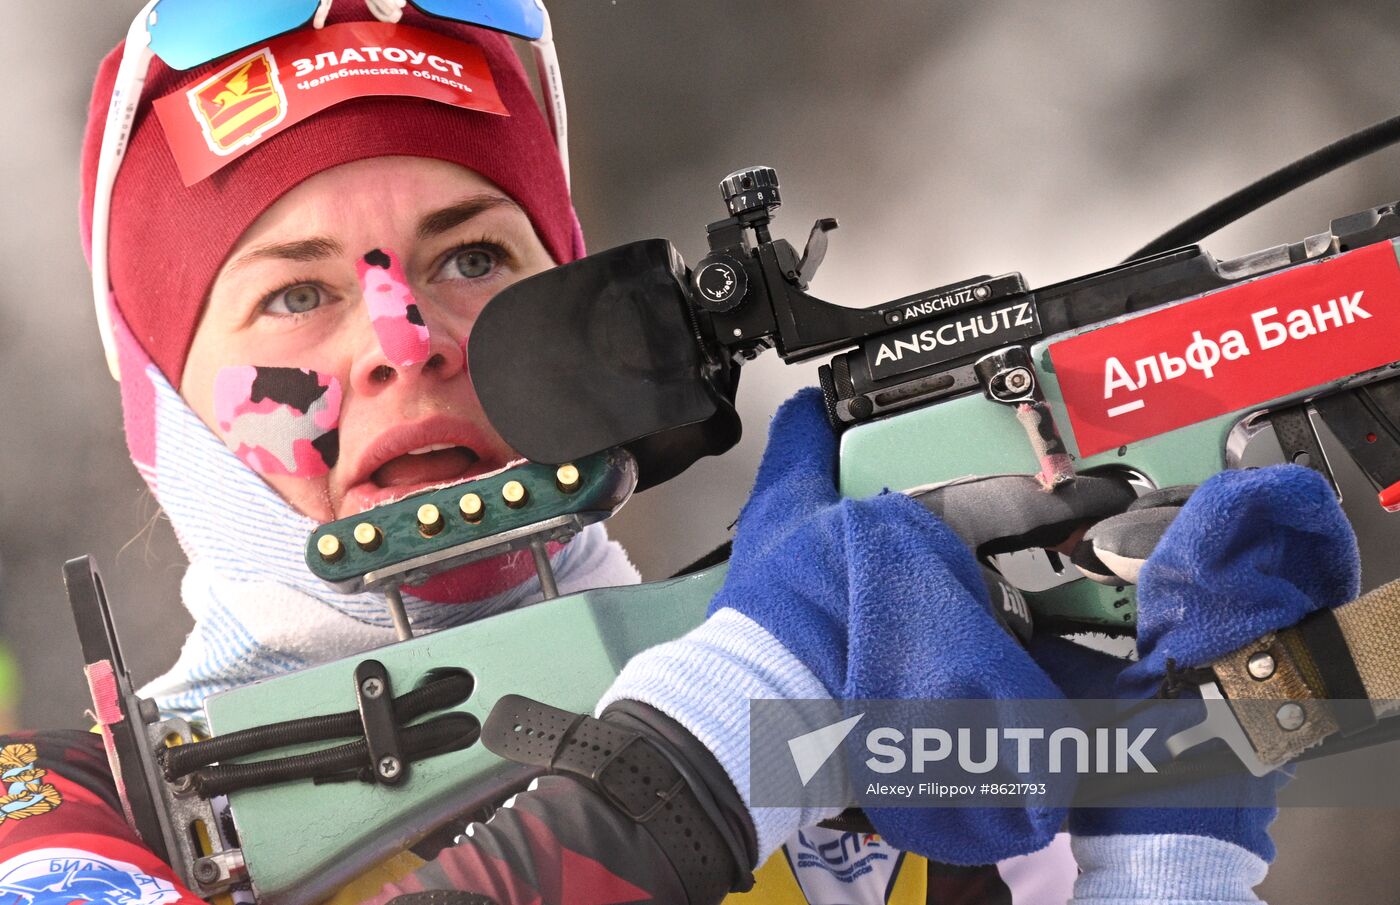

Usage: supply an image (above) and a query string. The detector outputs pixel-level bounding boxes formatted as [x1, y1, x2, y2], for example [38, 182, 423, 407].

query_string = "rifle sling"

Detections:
[1211, 578, 1400, 766]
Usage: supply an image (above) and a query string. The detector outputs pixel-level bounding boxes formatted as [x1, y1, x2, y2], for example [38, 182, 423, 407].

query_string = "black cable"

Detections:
[1125, 112, 1400, 263]
[161, 672, 473, 779]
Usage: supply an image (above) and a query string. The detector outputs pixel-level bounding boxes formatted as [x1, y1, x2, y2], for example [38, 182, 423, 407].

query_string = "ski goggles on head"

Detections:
[90, 0, 568, 380]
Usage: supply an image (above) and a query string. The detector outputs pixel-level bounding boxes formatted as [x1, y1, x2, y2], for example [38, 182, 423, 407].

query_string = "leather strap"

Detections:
[482, 694, 735, 904]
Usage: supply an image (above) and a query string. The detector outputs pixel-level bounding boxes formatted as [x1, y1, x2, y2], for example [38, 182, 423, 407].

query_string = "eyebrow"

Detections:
[226, 236, 345, 273]
[223, 194, 522, 274]
[417, 194, 523, 240]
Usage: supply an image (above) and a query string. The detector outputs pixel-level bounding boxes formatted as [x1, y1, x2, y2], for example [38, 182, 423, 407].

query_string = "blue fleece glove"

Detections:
[1124, 465, 1360, 698]
[709, 388, 1066, 865]
[1064, 464, 1361, 861]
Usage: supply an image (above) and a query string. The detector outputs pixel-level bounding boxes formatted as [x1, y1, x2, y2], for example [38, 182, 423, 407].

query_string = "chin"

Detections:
[405, 541, 564, 604]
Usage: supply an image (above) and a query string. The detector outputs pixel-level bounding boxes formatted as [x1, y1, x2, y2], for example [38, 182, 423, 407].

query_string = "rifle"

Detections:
[68, 130, 1400, 902]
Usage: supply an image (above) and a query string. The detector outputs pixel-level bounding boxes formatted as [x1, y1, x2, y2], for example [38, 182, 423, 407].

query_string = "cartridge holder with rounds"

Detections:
[501, 480, 528, 509]
[417, 503, 444, 537]
[353, 522, 383, 552]
[555, 463, 581, 494]
[316, 533, 344, 563]
[459, 492, 484, 523]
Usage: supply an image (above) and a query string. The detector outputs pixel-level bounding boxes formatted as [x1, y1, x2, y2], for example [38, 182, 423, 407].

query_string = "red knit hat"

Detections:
[79, 4, 578, 384]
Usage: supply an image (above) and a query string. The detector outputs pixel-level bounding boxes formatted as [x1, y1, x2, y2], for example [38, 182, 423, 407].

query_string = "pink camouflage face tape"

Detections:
[358, 248, 432, 366]
[213, 366, 343, 478]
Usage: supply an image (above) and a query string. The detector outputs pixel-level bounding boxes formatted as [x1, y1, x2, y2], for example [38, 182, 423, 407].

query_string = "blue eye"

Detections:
[455, 249, 494, 278]
[434, 244, 503, 282]
[263, 283, 325, 316]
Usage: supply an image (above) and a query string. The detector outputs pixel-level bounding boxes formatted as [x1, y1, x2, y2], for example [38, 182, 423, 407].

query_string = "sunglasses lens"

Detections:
[410, 0, 546, 41]
[147, 0, 320, 70]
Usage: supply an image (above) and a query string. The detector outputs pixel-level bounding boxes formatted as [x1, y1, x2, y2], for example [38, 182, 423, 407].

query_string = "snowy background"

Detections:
[4, 2, 1400, 898]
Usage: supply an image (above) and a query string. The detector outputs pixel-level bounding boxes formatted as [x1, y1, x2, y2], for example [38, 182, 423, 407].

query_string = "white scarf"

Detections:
[123, 356, 639, 723]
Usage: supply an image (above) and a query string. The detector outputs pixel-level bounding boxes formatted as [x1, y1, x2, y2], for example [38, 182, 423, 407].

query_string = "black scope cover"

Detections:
[469, 239, 741, 491]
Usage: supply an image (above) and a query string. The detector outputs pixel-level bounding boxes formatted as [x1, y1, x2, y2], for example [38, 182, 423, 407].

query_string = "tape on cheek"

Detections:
[358, 248, 432, 366]
[212, 366, 343, 478]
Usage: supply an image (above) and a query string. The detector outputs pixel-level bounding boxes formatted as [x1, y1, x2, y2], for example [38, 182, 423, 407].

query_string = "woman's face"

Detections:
[182, 156, 556, 529]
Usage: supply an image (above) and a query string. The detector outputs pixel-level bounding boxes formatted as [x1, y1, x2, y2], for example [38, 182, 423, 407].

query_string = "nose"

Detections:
[350, 249, 466, 395]
[350, 303, 467, 394]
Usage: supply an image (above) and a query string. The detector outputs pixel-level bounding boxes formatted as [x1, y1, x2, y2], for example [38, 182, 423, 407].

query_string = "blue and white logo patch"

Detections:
[0, 848, 181, 905]
[787, 827, 898, 903]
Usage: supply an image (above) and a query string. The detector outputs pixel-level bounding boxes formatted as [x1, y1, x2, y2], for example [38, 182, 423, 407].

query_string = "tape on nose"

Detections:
[358, 248, 432, 366]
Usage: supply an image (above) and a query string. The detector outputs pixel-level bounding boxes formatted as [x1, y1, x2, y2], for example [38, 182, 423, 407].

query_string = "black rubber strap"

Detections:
[602, 701, 755, 893]
[1294, 609, 1376, 736]
[482, 695, 735, 904]
[387, 893, 496, 905]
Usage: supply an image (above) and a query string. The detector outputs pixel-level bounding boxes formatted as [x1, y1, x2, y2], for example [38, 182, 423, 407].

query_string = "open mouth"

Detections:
[371, 443, 482, 490]
[344, 447, 485, 514]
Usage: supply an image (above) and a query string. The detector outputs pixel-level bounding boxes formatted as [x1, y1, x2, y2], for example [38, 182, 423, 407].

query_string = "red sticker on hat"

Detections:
[154, 21, 508, 185]
[1050, 240, 1400, 457]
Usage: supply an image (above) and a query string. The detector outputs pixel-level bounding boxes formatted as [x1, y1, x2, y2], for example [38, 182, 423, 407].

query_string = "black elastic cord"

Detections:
[161, 672, 472, 779]
[190, 712, 479, 797]
[1125, 112, 1400, 262]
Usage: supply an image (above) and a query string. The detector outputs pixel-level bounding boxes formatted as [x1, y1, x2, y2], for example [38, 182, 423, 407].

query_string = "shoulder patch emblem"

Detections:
[0, 847, 181, 905]
[0, 745, 62, 823]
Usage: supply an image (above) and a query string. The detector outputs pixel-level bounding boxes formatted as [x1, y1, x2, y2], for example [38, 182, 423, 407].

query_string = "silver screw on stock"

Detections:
[378, 755, 402, 780]
[1004, 367, 1033, 394]
[1275, 702, 1306, 731]
[1246, 652, 1276, 680]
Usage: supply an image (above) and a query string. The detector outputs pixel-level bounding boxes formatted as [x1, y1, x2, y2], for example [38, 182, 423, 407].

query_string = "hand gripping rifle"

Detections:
[68, 118, 1400, 903]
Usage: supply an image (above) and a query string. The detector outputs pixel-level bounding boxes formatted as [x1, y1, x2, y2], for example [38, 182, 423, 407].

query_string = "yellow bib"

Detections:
[723, 849, 927, 905]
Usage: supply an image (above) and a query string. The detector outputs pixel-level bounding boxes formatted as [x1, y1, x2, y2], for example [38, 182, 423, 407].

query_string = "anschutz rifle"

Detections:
[69, 132, 1400, 903]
